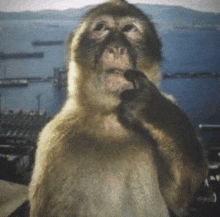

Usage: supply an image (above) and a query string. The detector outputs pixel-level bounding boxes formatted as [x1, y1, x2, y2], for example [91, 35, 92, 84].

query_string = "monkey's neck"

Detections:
[81, 108, 129, 141]
[61, 98, 129, 140]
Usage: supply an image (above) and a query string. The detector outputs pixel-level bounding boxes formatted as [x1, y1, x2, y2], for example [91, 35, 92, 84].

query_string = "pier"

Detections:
[0, 79, 28, 88]
[32, 40, 63, 46]
[0, 77, 53, 84]
[163, 71, 220, 79]
[0, 52, 44, 60]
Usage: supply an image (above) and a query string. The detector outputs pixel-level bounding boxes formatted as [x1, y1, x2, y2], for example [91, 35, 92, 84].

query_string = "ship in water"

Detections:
[0, 51, 44, 60]
[0, 79, 28, 87]
[32, 40, 64, 46]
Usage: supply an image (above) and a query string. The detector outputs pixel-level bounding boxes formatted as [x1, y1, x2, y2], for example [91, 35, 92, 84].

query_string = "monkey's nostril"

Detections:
[120, 48, 125, 54]
[108, 48, 114, 53]
[108, 47, 125, 55]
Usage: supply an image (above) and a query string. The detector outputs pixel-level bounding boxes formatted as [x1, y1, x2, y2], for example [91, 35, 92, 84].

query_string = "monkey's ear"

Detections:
[108, 0, 128, 5]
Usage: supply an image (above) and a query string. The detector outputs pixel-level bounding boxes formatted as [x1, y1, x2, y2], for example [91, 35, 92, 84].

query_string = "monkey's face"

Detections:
[90, 15, 144, 94]
[70, 2, 162, 106]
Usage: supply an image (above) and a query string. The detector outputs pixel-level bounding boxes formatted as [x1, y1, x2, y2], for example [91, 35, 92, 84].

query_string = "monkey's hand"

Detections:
[117, 69, 196, 135]
[117, 69, 208, 216]
[117, 69, 164, 133]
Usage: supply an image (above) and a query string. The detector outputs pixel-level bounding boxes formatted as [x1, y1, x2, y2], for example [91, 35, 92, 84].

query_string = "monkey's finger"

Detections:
[117, 103, 148, 136]
[117, 102, 136, 125]
[120, 89, 137, 101]
[124, 70, 149, 90]
[124, 70, 147, 82]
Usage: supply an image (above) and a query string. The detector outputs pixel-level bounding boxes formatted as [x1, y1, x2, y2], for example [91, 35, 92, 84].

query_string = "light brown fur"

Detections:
[29, 0, 207, 216]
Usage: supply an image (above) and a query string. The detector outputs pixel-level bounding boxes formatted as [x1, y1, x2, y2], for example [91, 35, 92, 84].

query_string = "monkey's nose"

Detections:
[108, 47, 125, 56]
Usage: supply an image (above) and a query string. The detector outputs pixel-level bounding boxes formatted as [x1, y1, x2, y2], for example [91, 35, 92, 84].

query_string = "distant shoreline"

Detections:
[0, 4, 219, 29]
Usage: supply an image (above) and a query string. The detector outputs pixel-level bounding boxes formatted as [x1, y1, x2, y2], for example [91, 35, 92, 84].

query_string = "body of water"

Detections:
[0, 20, 220, 146]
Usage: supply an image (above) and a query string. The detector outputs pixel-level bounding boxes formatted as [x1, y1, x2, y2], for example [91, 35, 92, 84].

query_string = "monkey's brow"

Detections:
[93, 15, 114, 23]
[93, 15, 142, 24]
[90, 18, 144, 33]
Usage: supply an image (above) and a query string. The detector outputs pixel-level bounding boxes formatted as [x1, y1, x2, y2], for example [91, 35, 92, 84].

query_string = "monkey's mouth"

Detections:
[104, 68, 134, 93]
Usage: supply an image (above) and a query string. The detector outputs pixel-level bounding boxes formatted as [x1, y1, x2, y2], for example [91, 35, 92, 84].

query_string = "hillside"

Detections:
[0, 4, 220, 27]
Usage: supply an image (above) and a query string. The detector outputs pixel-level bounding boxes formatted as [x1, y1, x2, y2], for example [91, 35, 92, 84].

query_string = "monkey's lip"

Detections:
[105, 68, 127, 75]
[104, 68, 134, 93]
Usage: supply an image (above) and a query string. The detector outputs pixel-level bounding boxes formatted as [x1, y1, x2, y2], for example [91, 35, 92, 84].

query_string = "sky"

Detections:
[1, 0, 220, 13]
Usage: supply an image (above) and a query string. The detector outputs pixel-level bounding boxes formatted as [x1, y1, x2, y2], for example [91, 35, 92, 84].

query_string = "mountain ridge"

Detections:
[0, 4, 220, 26]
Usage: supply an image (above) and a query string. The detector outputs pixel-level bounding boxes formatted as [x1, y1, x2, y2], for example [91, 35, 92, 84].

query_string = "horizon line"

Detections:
[1, 3, 219, 14]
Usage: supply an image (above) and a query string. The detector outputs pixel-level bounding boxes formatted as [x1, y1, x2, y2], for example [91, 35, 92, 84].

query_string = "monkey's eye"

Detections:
[122, 24, 135, 32]
[122, 23, 142, 40]
[93, 23, 107, 31]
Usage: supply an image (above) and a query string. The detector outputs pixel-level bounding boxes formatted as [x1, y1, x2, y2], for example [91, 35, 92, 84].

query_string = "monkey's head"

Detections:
[68, 0, 162, 110]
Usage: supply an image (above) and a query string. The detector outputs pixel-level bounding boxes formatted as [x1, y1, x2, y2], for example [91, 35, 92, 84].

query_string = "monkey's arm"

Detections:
[117, 70, 208, 216]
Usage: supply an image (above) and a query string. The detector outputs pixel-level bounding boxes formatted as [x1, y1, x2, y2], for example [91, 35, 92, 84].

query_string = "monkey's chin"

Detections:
[104, 69, 133, 93]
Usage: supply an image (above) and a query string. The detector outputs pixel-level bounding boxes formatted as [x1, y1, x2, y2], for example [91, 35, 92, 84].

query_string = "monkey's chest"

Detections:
[58, 146, 167, 217]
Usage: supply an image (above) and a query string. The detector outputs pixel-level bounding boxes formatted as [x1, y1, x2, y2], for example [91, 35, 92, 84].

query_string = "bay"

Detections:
[0, 20, 219, 146]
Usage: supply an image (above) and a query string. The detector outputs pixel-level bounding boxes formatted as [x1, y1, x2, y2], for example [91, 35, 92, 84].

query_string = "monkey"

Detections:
[29, 0, 208, 216]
